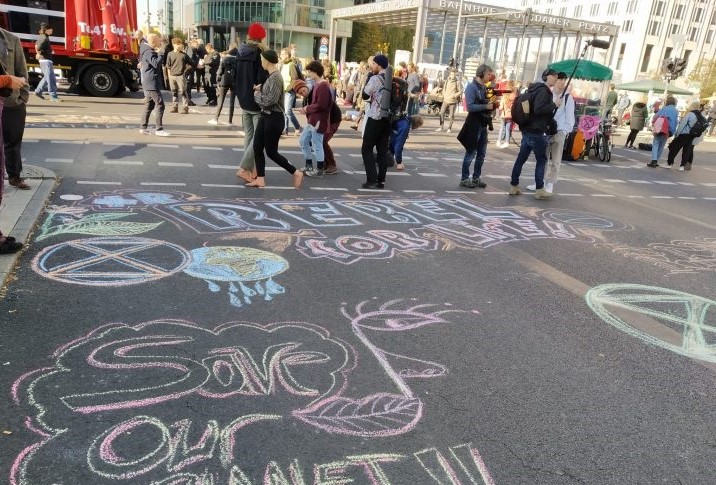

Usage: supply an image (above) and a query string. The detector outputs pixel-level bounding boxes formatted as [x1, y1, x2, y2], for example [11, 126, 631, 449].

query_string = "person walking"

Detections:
[508, 67, 560, 200]
[234, 23, 268, 184]
[496, 88, 515, 148]
[33, 23, 60, 101]
[707, 100, 716, 137]
[360, 54, 391, 189]
[246, 50, 304, 189]
[184, 39, 199, 105]
[456, 64, 497, 189]
[298, 60, 331, 177]
[527, 72, 573, 194]
[624, 99, 648, 149]
[1, 27, 31, 190]
[406, 63, 421, 116]
[322, 100, 342, 175]
[436, 69, 460, 133]
[138, 33, 170, 136]
[202, 44, 220, 106]
[647, 96, 678, 168]
[616, 92, 631, 126]
[604, 83, 617, 117]
[166, 38, 192, 114]
[666, 101, 704, 170]
[209, 47, 237, 125]
[280, 48, 303, 136]
[0, 71, 28, 254]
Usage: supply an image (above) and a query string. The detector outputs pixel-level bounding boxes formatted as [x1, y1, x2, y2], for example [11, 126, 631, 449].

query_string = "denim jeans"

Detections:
[510, 132, 549, 189]
[284, 91, 301, 133]
[299, 123, 325, 164]
[499, 120, 512, 144]
[240, 111, 261, 171]
[651, 133, 668, 161]
[461, 125, 488, 180]
[35, 60, 58, 97]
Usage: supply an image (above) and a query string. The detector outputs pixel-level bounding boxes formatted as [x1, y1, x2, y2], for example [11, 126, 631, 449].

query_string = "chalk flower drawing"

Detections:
[37, 208, 162, 241]
[11, 300, 471, 483]
[183, 247, 289, 307]
[586, 284, 716, 362]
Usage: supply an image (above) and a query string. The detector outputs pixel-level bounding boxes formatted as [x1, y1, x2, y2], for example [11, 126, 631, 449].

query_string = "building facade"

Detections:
[507, 0, 716, 85]
[174, 0, 353, 58]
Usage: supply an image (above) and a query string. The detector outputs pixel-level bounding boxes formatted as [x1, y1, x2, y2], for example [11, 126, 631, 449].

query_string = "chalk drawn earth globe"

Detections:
[32, 237, 191, 286]
[183, 246, 289, 282]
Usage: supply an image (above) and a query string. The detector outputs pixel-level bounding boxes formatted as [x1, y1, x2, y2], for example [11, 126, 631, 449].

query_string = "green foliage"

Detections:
[347, 22, 415, 63]
[172, 29, 186, 42]
[688, 58, 716, 98]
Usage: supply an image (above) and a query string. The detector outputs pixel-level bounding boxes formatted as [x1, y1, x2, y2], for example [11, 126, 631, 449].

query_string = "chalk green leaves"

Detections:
[37, 212, 162, 241]
[586, 284, 716, 362]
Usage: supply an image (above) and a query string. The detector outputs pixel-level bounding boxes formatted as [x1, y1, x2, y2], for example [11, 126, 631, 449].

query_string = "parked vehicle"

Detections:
[0, 0, 140, 96]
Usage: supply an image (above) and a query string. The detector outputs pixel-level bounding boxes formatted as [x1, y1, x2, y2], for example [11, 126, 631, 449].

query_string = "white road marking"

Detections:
[676, 182, 695, 185]
[357, 188, 393, 193]
[627, 195, 644, 198]
[348, 154, 362, 158]
[103, 142, 136, 146]
[192, 146, 222, 150]
[310, 187, 349, 191]
[677, 197, 696, 199]
[386, 172, 411, 176]
[148, 143, 180, 148]
[103, 160, 144, 165]
[201, 184, 242, 188]
[650, 195, 673, 198]
[261, 186, 298, 190]
[559, 193, 584, 196]
[77, 181, 122, 185]
[604, 179, 626, 183]
[158, 162, 194, 167]
[591, 194, 616, 197]
[51, 140, 88, 144]
[403, 189, 436, 193]
[207, 164, 238, 169]
[45, 158, 73, 163]
[570, 163, 587, 166]
[445, 190, 473, 194]
[140, 182, 187, 186]
[653, 180, 676, 184]
[628, 180, 651, 184]
[701, 183, 716, 186]
[418, 173, 448, 177]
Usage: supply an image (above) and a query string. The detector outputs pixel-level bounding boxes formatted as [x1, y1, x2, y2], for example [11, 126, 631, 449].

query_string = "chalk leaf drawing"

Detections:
[32, 237, 191, 286]
[11, 300, 472, 483]
[183, 247, 289, 307]
[37, 210, 162, 241]
[586, 284, 716, 362]
[295, 298, 474, 437]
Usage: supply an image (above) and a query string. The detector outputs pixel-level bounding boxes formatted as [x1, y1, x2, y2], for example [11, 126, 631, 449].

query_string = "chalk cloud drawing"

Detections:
[37, 206, 162, 241]
[599, 238, 716, 275]
[11, 300, 473, 484]
[586, 284, 716, 363]
[183, 246, 289, 307]
[32, 237, 191, 286]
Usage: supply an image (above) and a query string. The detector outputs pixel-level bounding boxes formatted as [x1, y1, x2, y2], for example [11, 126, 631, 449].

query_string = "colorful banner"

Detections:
[65, 0, 137, 54]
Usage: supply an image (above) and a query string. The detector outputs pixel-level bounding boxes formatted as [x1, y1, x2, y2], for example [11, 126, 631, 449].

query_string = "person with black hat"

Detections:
[508, 67, 560, 200]
[246, 50, 304, 189]
[360, 54, 391, 189]
[34, 23, 60, 101]
[234, 22, 268, 184]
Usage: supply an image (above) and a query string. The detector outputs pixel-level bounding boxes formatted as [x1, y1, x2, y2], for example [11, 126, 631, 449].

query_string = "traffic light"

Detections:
[673, 58, 688, 76]
[661, 58, 675, 74]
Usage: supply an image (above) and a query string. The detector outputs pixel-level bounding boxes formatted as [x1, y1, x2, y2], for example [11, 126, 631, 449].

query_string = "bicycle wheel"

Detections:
[605, 136, 612, 163]
[597, 134, 608, 162]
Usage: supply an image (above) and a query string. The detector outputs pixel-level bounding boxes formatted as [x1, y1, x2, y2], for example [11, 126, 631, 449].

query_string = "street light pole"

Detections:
[451, 0, 464, 65]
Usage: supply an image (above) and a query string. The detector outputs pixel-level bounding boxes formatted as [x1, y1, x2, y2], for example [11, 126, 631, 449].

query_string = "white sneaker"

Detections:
[435, 127, 443, 132]
[139, 128, 151, 135]
[207, 118, 219, 125]
[155, 130, 171, 137]
[526, 184, 537, 191]
[501, 142, 509, 148]
[545, 182, 554, 193]
[678, 166, 684, 171]
[446, 129, 452, 133]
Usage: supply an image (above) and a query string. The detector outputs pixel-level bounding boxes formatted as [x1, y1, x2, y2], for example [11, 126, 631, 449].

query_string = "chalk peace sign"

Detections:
[586, 284, 716, 362]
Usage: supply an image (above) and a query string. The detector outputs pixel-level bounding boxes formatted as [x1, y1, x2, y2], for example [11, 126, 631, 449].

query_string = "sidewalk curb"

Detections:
[0, 165, 57, 290]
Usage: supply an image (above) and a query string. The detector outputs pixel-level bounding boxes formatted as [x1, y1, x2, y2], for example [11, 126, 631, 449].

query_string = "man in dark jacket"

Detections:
[457, 64, 498, 189]
[33, 23, 60, 101]
[234, 22, 267, 184]
[202, 44, 220, 106]
[0, 28, 31, 190]
[166, 38, 192, 114]
[508, 67, 559, 200]
[139, 33, 169, 136]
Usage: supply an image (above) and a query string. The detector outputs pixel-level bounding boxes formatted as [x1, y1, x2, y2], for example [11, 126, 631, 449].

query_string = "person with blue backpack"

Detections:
[666, 101, 707, 171]
[647, 96, 678, 168]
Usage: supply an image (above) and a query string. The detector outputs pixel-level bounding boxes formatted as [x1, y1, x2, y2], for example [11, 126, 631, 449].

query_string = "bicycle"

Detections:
[590, 118, 613, 162]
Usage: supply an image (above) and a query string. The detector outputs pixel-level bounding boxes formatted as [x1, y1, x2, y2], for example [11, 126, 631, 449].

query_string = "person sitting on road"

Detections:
[388, 115, 423, 171]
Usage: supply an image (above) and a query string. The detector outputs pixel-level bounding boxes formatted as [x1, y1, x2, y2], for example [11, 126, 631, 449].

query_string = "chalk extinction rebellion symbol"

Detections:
[11, 300, 477, 484]
[586, 284, 716, 363]
[32, 239, 290, 307]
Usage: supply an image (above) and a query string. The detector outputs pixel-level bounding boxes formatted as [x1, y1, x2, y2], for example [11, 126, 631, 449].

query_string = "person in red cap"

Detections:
[234, 22, 268, 184]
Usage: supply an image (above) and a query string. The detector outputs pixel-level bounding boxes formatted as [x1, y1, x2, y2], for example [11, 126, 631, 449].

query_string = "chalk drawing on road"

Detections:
[10, 300, 476, 483]
[59, 194, 84, 201]
[542, 209, 631, 231]
[599, 238, 716, 275]
[37, 207, 163, 241]
[586, 284, 716, 362]
[32, 237, 191, 286]
[183, 246, 289, 307]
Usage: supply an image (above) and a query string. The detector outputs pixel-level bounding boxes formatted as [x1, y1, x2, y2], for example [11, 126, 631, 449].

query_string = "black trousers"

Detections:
[2, 104, 26, 179]
[215, 86, 236, 122]
[141, 90, 165, 130]
[361, 117, 390, 184]
[626, 128, 639, 147]
[253, 111, 296, 177]
[667, 134, 695, 166]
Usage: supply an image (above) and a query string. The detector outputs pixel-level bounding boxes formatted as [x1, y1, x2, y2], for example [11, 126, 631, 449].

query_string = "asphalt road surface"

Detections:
[1, 91, 715, 485]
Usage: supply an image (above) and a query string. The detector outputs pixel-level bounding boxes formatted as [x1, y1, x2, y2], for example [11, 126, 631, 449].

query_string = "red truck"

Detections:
[0, 0, 141, 96]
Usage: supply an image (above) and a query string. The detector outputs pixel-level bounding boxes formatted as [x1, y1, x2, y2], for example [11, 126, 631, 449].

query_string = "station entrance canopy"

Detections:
[328, 0, 618, 81]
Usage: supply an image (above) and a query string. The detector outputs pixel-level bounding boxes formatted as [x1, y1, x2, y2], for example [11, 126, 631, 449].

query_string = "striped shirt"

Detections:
[364, 72, 386, 121]
[254, 71, 284, 114]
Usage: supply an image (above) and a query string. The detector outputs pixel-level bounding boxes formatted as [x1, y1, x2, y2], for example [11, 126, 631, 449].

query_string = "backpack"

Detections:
[293, 60, 304, 81]
[689, 111, 708, 137]
[329, 100, 342, 124]
[219, 57, 236, 87]
[652, 115, 670, 136]
[511, 89, 534, 126]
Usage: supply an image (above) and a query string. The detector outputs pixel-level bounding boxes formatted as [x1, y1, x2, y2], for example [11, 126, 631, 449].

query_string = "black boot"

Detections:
[647, 161, 659, 168]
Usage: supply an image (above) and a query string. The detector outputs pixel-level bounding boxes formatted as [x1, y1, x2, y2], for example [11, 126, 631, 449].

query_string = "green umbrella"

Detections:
[548, 59, 613, 81]
[615, 79, 694, 95]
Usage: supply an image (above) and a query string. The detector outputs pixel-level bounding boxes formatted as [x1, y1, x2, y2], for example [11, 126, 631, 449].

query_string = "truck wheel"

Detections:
[83, 65, 120, 97]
